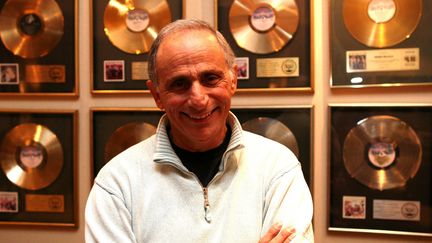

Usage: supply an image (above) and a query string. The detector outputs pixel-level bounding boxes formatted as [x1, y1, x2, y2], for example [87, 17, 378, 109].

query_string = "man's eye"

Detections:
[202, 74, 220, 86]
[169, 79, 188, 89]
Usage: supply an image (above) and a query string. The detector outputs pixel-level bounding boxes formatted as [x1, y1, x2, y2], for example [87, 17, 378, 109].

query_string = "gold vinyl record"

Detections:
[0, 0, 64, 58]
[343, 0, 422, 48]
[104, 0, 172, 54]
[242, 117, 299, 157]
[343, 115, 422, 191]
[0, 123, 64, 190]
[104, 122, 156, 162]
[229, 0, 299, 54]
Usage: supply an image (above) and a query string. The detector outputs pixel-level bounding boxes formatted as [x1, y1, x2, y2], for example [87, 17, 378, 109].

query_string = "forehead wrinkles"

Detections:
[156, 43, 226, 77]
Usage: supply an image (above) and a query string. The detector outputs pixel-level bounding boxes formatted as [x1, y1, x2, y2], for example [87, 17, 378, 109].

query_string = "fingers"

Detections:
[258, 222, 283, 243]
[259, 223, 296, 243]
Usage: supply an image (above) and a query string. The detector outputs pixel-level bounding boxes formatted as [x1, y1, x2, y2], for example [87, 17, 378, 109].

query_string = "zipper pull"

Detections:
[203, 187, 211, 223]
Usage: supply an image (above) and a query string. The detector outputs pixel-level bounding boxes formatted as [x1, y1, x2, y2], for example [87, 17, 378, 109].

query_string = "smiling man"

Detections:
[85, 19, 313, 243]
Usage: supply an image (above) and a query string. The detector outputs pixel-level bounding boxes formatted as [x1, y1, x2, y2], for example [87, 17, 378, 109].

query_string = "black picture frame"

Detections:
[0, 109, 77, 227]
[217, 0, 313, 91]
[0, 0, 78, 96]
[329, 105, 432, 236]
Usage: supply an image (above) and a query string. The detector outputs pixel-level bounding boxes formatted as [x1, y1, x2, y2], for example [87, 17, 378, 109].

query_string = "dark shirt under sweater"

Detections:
[170, 126, 231, 187]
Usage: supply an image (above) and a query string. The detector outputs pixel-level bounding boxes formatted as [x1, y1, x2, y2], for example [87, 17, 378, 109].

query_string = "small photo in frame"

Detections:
[104, 60, 125, 82]
[0, 63, 19, 85]
[343, 196, 366, 219]
[235, 57, 249, 80]
[0, 192, 18, 213]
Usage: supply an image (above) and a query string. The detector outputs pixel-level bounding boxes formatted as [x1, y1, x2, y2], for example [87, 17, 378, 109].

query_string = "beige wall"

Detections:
[0, 0, 431, 242]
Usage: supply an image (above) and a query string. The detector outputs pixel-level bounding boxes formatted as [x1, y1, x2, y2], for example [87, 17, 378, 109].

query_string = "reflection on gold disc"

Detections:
[104, 0, 172, 54]
[242, 117, 299, 157]
[104, 122, 156, 162]
[0, 0, 64, 58]
[229, 0, 299, 54]
[343, 0, 422, 48]
[343, 115, 422, 191]
[0, 123, 64, 190]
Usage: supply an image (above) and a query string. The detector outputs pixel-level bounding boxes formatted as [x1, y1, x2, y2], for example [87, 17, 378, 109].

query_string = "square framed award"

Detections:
[0, 109, 78, 227]
[0, 0, 78, 96]
[217, 0, 313, 91]
[329, 105, 432, 236]
[91, 0, 184, 94]
[231, 106, 313, 187]
[330, 0, 432, 88]
[91, 108, 163, 179]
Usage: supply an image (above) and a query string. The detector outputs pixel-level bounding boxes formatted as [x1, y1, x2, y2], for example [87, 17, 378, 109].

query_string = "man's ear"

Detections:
[146, 80, 164, 110]
[230, 64, 238, 95]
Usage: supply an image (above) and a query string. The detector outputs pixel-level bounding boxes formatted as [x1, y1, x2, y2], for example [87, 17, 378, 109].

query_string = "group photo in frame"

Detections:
[91, 108, 164, 179]
[0, 110, 78, 227]
[217, 0, 313, 91]
[91, 0, 184, 94]
[330, 0, 432, 88]
[329, 105, 432, 236]
[0, 0, 78, 96]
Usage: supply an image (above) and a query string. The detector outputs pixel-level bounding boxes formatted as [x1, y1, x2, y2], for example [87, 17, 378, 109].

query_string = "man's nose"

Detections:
[188, 81, 208, 107]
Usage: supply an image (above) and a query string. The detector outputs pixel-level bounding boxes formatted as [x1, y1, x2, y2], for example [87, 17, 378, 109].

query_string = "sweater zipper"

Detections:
[203, 187, 211, 223]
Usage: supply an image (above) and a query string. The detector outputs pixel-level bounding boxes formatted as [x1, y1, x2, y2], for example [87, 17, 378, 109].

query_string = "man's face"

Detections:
[148, 30, 237, 152]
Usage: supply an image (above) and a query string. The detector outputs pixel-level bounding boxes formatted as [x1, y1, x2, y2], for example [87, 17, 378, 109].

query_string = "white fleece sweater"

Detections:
[85, 113, 314, 242]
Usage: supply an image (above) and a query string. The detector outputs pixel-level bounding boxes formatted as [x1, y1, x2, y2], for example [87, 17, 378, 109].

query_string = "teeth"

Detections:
[189, 112, 211, 119]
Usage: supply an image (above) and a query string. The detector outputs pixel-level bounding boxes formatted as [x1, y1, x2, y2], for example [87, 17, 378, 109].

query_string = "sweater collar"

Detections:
[152, 112, 244, 167]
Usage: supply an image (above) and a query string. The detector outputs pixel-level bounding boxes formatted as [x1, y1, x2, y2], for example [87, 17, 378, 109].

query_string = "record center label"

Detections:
[251, 6, 275, 32]
[257, 57, 299, 77]
[346, 48, 419, 73]
[373, 200, 420, 221]
[126, 9, 149, 32]
[367, 0, 396, 23]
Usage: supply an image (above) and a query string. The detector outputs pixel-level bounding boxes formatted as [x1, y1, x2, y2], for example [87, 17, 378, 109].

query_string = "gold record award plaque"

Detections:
[103, 0, 172, 54]
[242, 117, 299, 157]
[0, 123, 64, 190]
[343, 115, 422, 191]
[229, 0, 299, 54]
[0, 0, 64, 58]
[104, 122, 156, 162]
[342, 0, 422, 48]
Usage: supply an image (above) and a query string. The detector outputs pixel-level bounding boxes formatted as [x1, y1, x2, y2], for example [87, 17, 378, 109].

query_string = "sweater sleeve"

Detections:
[85, 181, 137, 243]
[261, 163, 314, 242]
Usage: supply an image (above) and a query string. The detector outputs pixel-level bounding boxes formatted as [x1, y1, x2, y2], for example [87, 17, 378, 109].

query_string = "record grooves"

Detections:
[0, 123, 64, 190]
[342, 115, 422, 191]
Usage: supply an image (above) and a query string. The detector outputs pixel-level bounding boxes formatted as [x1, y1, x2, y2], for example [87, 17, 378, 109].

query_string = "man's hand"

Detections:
[259, 222, 296, 243]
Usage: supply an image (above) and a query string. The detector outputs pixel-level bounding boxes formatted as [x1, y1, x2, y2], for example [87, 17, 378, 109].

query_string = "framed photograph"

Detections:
[0, 0, 78, 96]
[231, 106, 313, 187]
[235, 57, 249, 80]
[0, 63, 19, 85]
[103, 60, 125, 82]
[91, 0, 184, 94]
[329, 105, 432, 236]
[91, 108, 164, 179]
[217, 0, 313, 91]
[0, 110, 78, 227]
[330, 0, 432, 88]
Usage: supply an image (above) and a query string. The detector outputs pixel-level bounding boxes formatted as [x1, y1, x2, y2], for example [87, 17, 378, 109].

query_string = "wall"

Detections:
[0, 0, 431, 242]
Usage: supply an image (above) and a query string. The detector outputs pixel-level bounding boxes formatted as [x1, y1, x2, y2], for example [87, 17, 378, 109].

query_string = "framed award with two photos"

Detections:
[217, 0, 313, 92]
[330, 0, 432, 88]
[0, 0, 78, 96]
[232, 106, 313, 187]
[329, 105, 432, 236]
[0, 110, 77, 227]
[91, 108, 164, 179]
[91, 0, 184, 94]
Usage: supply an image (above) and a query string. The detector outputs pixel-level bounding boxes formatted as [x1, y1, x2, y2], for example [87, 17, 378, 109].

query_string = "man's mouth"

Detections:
[185, 108, 217, 120]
